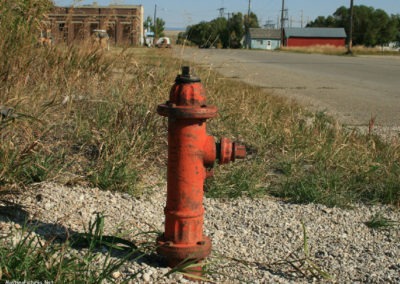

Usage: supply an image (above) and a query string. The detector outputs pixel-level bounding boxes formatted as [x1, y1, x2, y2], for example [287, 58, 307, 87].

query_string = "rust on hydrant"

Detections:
[156, 66, 246, 272]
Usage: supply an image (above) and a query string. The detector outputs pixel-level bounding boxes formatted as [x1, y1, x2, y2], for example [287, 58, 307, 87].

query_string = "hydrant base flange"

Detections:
[156, 234, 211, 267]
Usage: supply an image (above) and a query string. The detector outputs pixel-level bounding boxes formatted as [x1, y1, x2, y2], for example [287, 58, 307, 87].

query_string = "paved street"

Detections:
[174, 48, 400, 129]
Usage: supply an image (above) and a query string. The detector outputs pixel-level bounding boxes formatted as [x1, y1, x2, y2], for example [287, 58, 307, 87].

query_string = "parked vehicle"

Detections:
[155, 37, 171, 48]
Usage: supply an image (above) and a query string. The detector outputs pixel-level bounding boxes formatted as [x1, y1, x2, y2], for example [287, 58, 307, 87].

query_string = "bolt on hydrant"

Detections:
[156, 66, 246, 272]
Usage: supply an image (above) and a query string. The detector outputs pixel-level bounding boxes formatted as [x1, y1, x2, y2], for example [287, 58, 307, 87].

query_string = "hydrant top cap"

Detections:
[176, 66, 201, 84]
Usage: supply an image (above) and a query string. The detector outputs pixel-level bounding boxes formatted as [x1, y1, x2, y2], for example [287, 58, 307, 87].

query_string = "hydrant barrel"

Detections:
[164, 119, 212, 243]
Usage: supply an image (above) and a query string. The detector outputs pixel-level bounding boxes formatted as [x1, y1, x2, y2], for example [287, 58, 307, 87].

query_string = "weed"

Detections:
[266, 221, 332, 280]
[210, 221, 332, 282]
[365, 213, 399, 229]
[164, 258, 215, 282]
[0, 213, 144, 282]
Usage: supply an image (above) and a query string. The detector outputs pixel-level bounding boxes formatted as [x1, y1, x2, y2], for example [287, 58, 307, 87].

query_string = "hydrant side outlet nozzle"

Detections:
[156, 66, 246, 271]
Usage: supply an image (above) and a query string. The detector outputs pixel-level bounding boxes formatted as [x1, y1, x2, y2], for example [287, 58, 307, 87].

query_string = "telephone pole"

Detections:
[247, 0, 251, 20]
[227, 12, 231, 48]
[301, 9, 304, 28]
[153, 4, 157, 39]
[280, 0, 285, 47]
[347, 0, 354, 54]
[246, 0, 251, 49]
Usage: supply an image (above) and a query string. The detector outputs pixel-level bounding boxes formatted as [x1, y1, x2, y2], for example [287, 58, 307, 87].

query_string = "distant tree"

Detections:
[374, 11, 399, 46]
[186, 22, 213, 47]
[186, 19, 229, 48]
[144, 16, 152, 30]
[154, 18, 165, 38]
[307, 16, 329, 27]
[210, 17, 228, 48]
[395, 14, 400, 43]
[228, 13, 245, 48]
[308, 5, 399, 46]
[244, 12, 260, 30]
[308, 15, 337, 27]
[332, 6, 349, 27]
[143, 16, 165, 38]
[186, 11, 259, 49]
[176, 31, 186, 45]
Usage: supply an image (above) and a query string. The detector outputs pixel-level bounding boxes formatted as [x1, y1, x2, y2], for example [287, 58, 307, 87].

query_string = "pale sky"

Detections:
[54, 0, 400, 29]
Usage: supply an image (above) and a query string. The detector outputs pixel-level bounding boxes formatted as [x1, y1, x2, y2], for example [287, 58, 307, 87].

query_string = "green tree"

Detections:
[143, 16, 165, 38]
[144, 16, 152, 30]
[244, 12, 260, 30]
[210, 17, 228, 48]
[153, 17, 166, 38]
[375, 11, 398, 46]
[186, 11, 259, 49]
[395, 15, 400, 44]
[228, 13, 245, 48]
[308, 16, 329, 27]
[308, 5, 399, 47]
[186, 22, 212, 47]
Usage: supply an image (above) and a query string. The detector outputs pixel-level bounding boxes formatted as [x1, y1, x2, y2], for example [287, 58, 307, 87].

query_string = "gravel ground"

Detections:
[1, 182, 399, 283]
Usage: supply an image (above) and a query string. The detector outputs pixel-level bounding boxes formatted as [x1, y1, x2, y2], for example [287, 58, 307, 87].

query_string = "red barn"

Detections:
[284, 28, 347, 47]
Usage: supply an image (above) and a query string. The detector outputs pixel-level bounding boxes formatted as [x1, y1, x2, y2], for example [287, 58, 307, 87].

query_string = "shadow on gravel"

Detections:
[0, 204, 164, 268]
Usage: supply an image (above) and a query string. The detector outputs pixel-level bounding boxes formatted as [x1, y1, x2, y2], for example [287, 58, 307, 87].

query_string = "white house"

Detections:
[248, 28, 281, 50]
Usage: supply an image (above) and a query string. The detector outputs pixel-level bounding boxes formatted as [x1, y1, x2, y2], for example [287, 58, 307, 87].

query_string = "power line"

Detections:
[217, 7, 225, 18]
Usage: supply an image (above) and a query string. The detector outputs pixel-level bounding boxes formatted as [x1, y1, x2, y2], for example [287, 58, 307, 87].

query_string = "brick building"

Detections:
[47, 5, 144, 46]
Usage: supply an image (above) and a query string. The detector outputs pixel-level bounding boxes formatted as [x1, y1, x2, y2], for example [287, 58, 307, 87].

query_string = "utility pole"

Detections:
[153, 4, 157, 39]
[347, 0, 354, 54]
[246, 0, 251, 49]
[280, 0, 285, 47]
[247, 0, 251, 21]
[301, 10, 304, 28]
[227, 12, 231, 48]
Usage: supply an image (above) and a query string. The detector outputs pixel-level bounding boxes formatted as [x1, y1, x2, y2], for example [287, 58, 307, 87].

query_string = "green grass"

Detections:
[0, 213, 146, 282]
[365, 212, 399, 229]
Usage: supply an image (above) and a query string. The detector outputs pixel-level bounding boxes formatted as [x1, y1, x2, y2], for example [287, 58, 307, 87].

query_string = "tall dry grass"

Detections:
[0, 0, 175, 194]
[280, 44, 400, 56]
[1, 0, 399, 206]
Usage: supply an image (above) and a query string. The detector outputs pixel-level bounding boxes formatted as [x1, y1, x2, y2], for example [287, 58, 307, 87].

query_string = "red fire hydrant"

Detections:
[156, 66, 246, 270]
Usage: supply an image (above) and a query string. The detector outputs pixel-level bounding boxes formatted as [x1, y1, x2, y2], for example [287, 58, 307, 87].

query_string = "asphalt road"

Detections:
[173, 48, 400, 129]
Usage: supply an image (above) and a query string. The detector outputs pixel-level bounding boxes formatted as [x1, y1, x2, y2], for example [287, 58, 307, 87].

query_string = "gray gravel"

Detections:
[1, 182, 399, 283]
